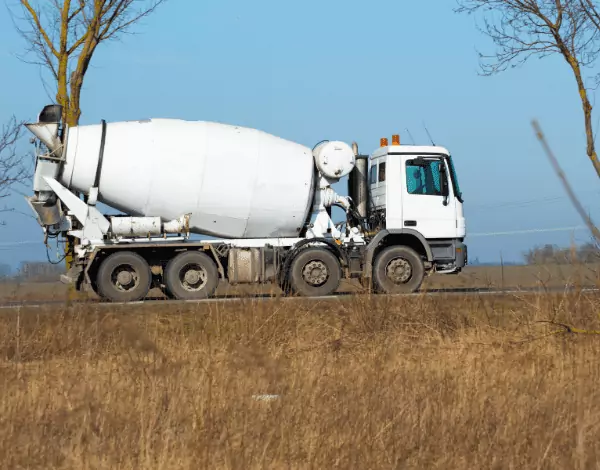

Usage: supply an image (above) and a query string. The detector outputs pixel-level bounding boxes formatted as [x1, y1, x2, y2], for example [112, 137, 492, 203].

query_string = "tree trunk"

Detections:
[565, 53, 600, 179]
[56, 63, 81, 279]
[68, 75, 83, 127]
[56, 56, 71, 128]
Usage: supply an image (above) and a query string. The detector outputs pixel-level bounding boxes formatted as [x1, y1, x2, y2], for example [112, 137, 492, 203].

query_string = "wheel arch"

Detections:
[279, 237, 349, 285]
[363, 229, 432, 282]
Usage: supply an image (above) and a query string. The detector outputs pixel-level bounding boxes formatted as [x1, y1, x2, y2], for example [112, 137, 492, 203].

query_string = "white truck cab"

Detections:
[365, 139, 467, 276]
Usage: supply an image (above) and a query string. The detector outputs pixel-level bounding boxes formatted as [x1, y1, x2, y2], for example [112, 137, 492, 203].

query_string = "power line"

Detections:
[469, 198, 582, 212]
[469, 195, 565, 210]
[0, 240, 40, 247]
[469, 226, 588, 237]
[468, 190, 600, 212]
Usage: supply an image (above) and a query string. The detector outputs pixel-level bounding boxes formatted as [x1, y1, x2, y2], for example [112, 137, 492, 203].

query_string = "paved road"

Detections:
[1, 285, 598, 311]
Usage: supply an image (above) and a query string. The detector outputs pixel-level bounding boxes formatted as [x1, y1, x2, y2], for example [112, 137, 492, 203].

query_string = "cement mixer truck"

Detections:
[24, 104, 467, 302]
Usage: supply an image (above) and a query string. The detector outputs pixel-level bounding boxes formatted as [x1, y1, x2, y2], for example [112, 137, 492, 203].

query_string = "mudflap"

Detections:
[61, 264, 85, 291]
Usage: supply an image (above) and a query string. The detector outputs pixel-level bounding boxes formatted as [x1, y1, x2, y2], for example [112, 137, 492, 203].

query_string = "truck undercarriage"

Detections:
[61, 227, 466, 303]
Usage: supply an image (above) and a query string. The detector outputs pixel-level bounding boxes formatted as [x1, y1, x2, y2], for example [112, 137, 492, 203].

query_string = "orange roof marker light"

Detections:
[380, 137, 388, 147]
[392, 134, 400, 146]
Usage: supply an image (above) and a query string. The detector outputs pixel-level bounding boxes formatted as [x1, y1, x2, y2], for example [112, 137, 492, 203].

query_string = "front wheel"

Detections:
[164, 251, 219, 300]
[373, 246, 425, 294]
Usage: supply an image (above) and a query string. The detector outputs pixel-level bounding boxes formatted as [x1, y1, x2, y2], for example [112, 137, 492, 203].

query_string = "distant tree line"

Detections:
[469, 257, 522, 266]
[0, 263, 11, 278]
[0, 261, 65, 283]
[524, 242, 600, 265]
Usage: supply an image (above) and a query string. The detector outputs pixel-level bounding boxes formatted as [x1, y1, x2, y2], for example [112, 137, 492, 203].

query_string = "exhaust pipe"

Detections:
[348, 142, 369, 220]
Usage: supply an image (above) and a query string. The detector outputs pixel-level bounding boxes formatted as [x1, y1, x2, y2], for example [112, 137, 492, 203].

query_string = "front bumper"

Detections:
[456, 242, 468, 268]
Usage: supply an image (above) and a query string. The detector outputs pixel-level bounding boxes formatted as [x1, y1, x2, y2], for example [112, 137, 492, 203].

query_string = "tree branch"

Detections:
[20, 0, 60, 58]
[0, 117, 30, 203]
[456, 0, 600, 179]
[11, 0, 167, 126]
[532, 119, 600, 242]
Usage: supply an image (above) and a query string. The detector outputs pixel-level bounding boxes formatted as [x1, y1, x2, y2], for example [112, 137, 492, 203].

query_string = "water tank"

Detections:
[60, 119, 316, 238]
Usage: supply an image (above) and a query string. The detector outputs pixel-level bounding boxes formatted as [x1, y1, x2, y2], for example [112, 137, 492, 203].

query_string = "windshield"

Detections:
[446, 156, 463, 202]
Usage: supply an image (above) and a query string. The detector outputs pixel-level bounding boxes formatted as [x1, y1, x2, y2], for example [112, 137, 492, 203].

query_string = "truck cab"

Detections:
[363, 138, 467, 281]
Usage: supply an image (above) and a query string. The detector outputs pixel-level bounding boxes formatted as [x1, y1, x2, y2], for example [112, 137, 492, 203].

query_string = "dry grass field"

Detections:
[428, 262, 600, 290]
[1, 287, 600, 468]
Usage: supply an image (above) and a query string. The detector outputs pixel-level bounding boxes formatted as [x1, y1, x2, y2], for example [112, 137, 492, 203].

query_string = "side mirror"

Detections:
[438, 161, 450, 204]
[438, 162, 448, 195]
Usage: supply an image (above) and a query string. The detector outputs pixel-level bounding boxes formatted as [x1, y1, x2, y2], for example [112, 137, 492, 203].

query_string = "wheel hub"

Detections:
[184, 269, 201, 285]
[180, 264, 208, 291]
[302, 260, 328, 286]
[386, 258, 412, 284]
[117, 271, 133, 285]
[112, 266, 139, 291]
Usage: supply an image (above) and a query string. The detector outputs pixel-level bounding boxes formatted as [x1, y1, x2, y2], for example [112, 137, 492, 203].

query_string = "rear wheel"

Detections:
[373, 246, 425, 294]
[96, 251, 152, 302]
[289, 247, 341, 297]
[164, 251, 219, 300]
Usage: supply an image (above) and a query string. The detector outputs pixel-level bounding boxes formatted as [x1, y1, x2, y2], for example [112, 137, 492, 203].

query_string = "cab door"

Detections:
[401, 156, 457, 239]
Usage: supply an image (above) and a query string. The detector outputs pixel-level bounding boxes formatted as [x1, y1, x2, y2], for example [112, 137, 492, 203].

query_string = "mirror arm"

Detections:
[439, 162, 450, 205]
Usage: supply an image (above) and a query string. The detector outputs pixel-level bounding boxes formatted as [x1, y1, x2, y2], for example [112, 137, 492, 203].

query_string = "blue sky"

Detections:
[1, 0, 599, 268]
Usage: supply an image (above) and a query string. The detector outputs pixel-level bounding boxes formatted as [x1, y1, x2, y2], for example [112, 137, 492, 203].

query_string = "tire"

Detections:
[164, 251, 219, 300]
[289, 247, 342, 297]
[373, 246, 425, 294]
[96, 251, 152, 302]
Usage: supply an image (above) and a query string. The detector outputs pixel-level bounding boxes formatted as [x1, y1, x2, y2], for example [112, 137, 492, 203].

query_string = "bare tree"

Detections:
[456, 0, 600, 179]
[11, 0, 166, 127]
[0, 117, 29, 211]
[10, 0, 166, 275]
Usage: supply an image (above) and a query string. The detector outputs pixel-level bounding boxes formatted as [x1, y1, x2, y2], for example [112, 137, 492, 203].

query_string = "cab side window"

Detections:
[406, 159, 442, 196]
[370, 165, 377, 184]
[378, 162, 386, 182]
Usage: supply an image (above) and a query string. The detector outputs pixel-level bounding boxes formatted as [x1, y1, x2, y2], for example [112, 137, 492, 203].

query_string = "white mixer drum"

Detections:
[60, 119, 316, 238]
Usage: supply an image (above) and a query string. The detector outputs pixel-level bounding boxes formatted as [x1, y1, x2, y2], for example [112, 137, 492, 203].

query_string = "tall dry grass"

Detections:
[1, 291, 600, 469]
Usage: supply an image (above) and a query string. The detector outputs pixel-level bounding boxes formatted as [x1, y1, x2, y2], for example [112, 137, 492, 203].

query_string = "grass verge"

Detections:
[1, 291, 600, 468]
